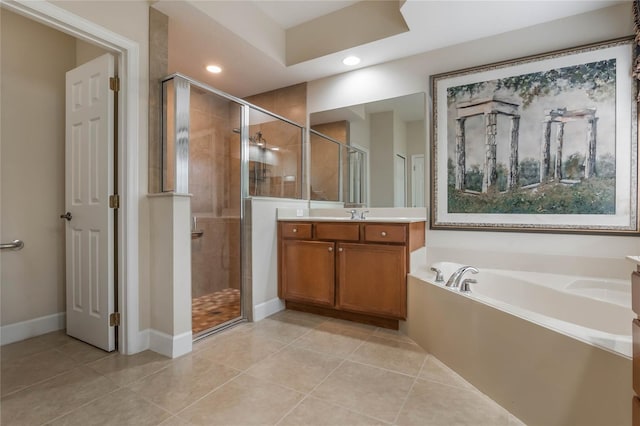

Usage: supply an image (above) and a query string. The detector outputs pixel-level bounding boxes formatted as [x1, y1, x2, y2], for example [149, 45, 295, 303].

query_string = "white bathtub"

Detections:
[427, 261, 633, 358]
[403, 262, 633, 426]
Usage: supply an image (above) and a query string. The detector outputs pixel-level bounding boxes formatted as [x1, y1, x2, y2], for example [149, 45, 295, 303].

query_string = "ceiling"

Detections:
[152, 0, 627, 99]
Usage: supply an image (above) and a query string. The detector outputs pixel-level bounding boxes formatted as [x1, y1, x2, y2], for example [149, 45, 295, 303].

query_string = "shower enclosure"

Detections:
[162, 74, 304, 338]
[309, 129, 367, 205]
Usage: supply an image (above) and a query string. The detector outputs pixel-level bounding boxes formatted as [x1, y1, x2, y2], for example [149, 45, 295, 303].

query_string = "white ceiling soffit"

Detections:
[399, 0, 628, 57]
[154, 0, 626, 98]
[252, 0, 361, 29]
[285, 1, 409, 66]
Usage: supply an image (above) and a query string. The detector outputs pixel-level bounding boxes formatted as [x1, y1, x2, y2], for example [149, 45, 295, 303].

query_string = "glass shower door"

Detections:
[188, 87, 243, 337]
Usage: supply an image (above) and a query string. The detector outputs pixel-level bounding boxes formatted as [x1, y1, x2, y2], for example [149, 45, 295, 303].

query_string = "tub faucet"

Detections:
[459, 278, 477, 293]
[430, 267, 444, 283]
[445, 266, 479, 288]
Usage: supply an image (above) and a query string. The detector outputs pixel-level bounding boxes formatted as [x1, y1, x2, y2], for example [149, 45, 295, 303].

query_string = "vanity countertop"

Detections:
[277, 216, 426, 223]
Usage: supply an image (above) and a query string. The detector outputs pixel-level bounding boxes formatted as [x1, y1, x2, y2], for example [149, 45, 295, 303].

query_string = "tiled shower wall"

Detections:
[309, 121, 348, 201]
[189, 90, 241, 297]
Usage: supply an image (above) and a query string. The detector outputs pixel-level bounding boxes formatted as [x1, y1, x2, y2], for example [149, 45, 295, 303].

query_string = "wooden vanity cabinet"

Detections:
[278, 220, 425, 328]
[336, 242, 406, 318]
[280, 239, 335, 307]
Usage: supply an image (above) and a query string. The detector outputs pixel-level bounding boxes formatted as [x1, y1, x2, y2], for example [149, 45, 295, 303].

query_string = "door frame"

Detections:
[2, 0, 141, 354]
[350, 143, 370, 206]
[394, 154, 407, 207]
[411, 154, 425, 207]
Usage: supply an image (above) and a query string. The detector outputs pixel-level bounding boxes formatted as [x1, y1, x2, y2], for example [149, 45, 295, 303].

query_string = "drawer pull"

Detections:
[338, 247, 343, 252]
[293, 228, 297, 233]
[328, 247, 333, 252]
[381, 231, 387, 237]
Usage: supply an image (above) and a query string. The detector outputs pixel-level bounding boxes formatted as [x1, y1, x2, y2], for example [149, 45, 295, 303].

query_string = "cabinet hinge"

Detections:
[109, 312, 121, 327]
[109, 76, 120, 92]
[109, 194, 120, 209]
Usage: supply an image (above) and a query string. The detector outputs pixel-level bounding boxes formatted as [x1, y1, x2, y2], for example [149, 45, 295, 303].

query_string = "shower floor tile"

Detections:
[192, 288, 241, 334]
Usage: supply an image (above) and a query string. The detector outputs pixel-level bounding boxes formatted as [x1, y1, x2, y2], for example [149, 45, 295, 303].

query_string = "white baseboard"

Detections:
[148, 329, 192, 358]
[253, 297, 285, 322]
[1, 312, 66, 346]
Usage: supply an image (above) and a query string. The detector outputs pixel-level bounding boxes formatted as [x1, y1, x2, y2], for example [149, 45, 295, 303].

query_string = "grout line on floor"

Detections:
[391, 354, 428, 425]
[41, 386, 124, 426]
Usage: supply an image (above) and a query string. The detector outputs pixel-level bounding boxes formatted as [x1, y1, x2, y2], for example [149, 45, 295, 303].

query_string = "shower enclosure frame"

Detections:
[309, 129, 368, 206]
[161, 73, 306, 339]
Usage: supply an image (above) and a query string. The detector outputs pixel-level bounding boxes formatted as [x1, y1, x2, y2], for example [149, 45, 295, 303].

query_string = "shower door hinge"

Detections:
[109, 194, 120, 209]
[109, 312, 121, 327]
[109, 77, 120, 92]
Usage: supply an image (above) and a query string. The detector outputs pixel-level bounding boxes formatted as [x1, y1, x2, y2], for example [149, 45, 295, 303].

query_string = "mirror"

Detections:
[310, 93, 426, 207]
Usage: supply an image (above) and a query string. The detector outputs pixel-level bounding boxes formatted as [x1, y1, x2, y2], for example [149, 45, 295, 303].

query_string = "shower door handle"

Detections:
[60, 212, 72, 221]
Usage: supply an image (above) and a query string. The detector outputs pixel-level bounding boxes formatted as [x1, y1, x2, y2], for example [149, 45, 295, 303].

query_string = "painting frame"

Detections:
[430, 37, 638, 235]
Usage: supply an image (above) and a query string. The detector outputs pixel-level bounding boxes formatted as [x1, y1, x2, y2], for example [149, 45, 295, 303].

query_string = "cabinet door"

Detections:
[336, 243, 406, 319]
[281, 240, 335, 307]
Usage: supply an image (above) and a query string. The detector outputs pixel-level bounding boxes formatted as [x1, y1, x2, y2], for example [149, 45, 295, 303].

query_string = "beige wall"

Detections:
[75, 39, 108, 65]
[1, 1, 151, 339]
[0, 10, 76, 325]
[54, 0, 152, 333]
[309, 4, 639, 279]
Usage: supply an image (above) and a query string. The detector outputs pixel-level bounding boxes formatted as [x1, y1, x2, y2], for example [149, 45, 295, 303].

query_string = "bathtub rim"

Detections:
[409, 267, 632, 360]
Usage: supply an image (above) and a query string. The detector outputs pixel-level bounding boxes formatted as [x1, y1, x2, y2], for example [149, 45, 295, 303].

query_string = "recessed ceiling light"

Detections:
[342, 56, 361, 66]
[206, 65, 222, 74]
[271, 147, 280, 151]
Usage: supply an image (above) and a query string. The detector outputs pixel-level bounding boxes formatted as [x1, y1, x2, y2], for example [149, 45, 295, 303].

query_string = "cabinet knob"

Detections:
[328, 246, 333, 252]
[381, 231, 387, 237]
[292, 228, 297, 233]
[338, 247, 343, 252]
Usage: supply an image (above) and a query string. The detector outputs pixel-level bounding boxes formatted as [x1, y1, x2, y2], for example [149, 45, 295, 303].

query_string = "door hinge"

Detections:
[109, 312, 121, 327]
[109, 194, 120, 209]
[109, 76, 120, 92]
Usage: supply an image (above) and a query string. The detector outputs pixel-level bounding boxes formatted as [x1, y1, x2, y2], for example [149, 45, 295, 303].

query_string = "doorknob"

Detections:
[60, 212, 72, 221]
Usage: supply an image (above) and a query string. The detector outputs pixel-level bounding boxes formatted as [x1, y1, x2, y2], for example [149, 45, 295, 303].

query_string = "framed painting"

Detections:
[430, 37, 638, 234]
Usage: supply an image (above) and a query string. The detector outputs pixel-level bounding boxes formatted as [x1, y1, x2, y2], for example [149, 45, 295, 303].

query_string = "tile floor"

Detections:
[1, 310, 526, 425]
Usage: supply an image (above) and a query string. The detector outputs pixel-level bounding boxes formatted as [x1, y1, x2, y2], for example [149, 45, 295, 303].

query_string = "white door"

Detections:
[411, 154, 425, 207]
[394, 154, 406, 207]
[65, 54, 115, 351]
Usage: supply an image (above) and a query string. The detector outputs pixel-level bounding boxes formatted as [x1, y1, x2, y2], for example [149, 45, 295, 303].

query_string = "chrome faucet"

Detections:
[347, 209, 358, 220]
[359, 210, 369, 220]
[445, 266, 479, 288]
[460, 278, 477, 293]
[430, 267, 444, 283]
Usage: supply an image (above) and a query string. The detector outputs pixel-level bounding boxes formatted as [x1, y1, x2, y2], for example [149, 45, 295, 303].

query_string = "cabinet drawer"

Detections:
[315, 223, 359, 241]
[634, 319, 640, 395]
[633, 271, 640, 316]
[363, 224, 406, 244]
[281, 223, 312, 239]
